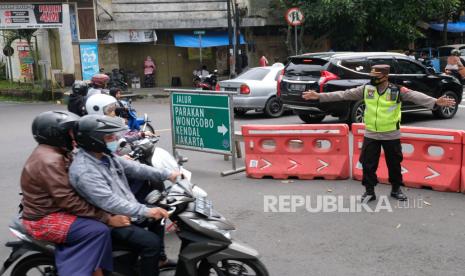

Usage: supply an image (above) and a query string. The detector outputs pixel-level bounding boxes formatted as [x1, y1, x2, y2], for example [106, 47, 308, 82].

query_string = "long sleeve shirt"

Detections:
[69, 149, 171, 218]
[319, 84, 438, 140]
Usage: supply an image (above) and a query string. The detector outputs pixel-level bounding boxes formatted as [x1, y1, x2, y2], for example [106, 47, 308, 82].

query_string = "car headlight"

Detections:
[191, 219, 232, 239]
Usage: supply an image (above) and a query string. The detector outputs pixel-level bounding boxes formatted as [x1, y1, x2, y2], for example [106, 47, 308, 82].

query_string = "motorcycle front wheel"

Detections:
[11, 253, 57, 276]
[198, 259, 269, 276]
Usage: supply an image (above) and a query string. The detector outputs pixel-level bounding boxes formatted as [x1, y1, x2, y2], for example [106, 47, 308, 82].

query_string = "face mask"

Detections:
[370, 76, 386, 86]
[106, 140, 119, 153]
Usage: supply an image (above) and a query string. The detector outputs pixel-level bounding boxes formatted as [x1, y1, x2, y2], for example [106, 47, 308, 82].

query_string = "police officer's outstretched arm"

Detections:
[399, 87, 456, 108]
[302, 86, 365, 102]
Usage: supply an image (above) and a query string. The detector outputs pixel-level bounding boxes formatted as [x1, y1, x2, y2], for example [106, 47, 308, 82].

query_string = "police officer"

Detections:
[302, 64, 456, 201]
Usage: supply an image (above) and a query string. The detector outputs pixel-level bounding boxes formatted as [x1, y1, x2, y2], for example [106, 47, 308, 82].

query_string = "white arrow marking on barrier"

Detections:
[401, 166, 408, 174]
[260, 159, 272, 170]
[288, 159, 300, 170]
[317, 159, 329, 172]
[217, 124, 228, 136]
[425, 166, 440, 180]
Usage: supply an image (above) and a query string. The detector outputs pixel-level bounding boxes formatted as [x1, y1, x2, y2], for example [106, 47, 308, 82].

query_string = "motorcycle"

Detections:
[1, 137, 269, 276]
[193, 70, 219, 91]
[107, 68, 129, 91]
[444, 68, 465, 84]
[119, 98, 155, 133]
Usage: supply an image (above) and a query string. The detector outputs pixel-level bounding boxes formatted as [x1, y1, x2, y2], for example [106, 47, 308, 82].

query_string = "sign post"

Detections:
[194, 30, 205, 66]
[167, 88, 244, 175]
[286, 8, 304, 55]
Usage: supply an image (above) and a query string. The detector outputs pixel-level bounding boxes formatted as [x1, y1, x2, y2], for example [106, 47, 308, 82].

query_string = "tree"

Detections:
[271, 0, 463, 51]
[2, 29, 39, 82]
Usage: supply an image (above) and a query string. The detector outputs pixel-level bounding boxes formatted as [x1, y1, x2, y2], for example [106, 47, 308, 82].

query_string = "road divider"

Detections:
[242, 124, 350, 180]
[352, 124, 462, 192]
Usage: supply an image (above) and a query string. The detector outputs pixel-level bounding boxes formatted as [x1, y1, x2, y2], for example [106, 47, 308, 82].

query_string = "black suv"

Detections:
[278, 52, 462, 123]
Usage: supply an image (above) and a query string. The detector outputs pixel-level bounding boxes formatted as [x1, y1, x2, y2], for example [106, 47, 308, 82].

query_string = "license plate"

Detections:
[224, 87, 237, 92]
[289, 84, 306, 91]
[195, 197, 212, 217]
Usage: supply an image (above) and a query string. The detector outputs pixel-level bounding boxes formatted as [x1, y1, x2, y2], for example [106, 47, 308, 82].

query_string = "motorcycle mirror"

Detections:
[118, 138, 127, 148]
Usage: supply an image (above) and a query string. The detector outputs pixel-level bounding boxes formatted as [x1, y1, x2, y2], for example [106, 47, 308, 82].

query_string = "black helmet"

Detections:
[72, 80, 89, 96]
[75, 115, 127, 154]
[109, 87, 121, 98]
[32, 111, 80, 150]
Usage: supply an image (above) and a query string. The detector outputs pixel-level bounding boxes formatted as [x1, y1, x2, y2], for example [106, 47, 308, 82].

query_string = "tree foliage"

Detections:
[271, 0, 463, 51]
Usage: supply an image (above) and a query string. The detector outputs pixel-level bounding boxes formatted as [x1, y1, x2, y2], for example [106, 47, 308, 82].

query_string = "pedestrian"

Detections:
[144, 56, 156, 88]
[301, 64, 456, 202]
[259, 55, 269, 67]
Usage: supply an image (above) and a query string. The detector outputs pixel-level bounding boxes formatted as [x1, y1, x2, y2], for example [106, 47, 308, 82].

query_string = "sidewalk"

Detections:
[124, 86, 193, 102]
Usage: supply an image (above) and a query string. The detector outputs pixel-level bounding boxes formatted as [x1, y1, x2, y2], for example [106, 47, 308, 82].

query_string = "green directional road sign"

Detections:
[171, 92, 232, 154]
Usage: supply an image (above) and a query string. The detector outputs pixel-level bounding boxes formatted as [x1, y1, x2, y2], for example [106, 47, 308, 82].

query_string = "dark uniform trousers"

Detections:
[359, 137, 403, 191]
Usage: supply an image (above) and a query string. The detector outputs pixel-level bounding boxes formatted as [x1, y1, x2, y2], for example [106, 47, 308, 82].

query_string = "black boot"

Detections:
[391, 187, 407, 201]
[361, 186, 376, 202]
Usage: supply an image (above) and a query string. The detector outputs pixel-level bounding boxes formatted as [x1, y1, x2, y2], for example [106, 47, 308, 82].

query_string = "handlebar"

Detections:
[161, 206, 176, 226]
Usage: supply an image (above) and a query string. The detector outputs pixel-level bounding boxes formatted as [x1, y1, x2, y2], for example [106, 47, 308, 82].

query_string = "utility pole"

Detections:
[234, 1, 240, 76]
[227, 0, 234, 78]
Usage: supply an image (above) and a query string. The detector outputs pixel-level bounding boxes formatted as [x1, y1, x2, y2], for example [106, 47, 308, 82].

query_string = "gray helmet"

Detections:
[75, 115, 127, 154]
[32, 111, 80, 150]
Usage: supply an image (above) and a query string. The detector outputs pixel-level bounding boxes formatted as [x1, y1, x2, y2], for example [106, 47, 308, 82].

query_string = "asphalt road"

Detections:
[1, 100, 465, 276]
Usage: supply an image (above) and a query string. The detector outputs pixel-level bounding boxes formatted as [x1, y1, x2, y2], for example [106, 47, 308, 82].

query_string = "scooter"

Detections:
[119, 98, 155, 133]
[193, 70, 219, 91]
[1, 138, 269, 276]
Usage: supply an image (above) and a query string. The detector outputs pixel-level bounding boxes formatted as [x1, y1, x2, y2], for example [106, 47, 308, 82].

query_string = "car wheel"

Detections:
[432, 90, 459, 119]
[350, 100, 365, 123]
[264, 97, 284, 118]
[298, 113, 325, 123]
[234, 108, 248, 116]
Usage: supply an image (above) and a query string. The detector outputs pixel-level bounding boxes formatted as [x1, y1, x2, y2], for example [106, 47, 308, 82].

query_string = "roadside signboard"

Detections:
[79, 42, 99, 81]
[0, 4, 63, 29]
[167, 89, 243, 175]
[171, 92, 231, 154]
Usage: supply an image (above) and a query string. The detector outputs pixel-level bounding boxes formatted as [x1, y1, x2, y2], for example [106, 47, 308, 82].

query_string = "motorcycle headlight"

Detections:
[191, 219, 232, 239]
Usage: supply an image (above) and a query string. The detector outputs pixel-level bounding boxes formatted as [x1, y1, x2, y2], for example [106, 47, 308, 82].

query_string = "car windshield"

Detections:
[235, 68, 270, 81]
[285, 57, 328, 77]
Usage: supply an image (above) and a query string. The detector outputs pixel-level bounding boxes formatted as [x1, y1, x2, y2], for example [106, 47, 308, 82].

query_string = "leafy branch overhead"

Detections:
[271, 0, 463, 50]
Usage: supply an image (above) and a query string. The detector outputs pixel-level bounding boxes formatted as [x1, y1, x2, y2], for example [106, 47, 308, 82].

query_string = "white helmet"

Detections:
[85, 94, 117, 115]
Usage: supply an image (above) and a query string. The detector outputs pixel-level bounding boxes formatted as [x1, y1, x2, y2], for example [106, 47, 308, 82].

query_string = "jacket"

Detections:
[20, 144, 110, 223]
[69, 149, 171, 218]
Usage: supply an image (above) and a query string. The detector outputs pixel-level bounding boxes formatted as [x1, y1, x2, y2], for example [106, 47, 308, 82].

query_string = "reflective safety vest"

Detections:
[363, 84, 401, 132]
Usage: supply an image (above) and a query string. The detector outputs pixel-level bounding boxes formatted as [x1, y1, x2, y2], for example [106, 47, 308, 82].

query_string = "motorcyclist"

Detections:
[85, 93, 150, 143]
[445, 49, 464, 80]
[84, 94, 174, 266]
[109, 87, 130, 119]
[88, 73, 110, 97]
[69, 114, 180, 276]
[21, 111, 130, 276]
[68, 80, 89, 116]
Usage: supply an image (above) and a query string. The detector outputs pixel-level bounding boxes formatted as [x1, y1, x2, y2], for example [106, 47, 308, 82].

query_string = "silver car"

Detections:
[218, 64, 285, 117]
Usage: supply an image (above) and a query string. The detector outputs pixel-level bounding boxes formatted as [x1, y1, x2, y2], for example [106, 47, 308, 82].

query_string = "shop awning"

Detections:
[430, 22, 465, 33]
[173, 31, 246, 48]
